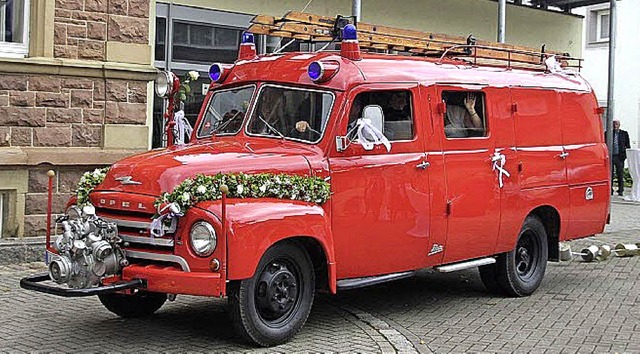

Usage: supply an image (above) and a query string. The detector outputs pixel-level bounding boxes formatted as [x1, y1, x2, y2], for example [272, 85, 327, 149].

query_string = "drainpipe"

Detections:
[498, 0, 506, 43]
[352, 0, 361, 22]
[605, 0, 616, 180]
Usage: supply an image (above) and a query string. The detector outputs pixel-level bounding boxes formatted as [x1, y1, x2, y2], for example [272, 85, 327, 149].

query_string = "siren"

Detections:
[209, 63, 233, 83]
[238, 31, 258, 61]
[340, 24, 361, 61]
[308, 60, 340, 83]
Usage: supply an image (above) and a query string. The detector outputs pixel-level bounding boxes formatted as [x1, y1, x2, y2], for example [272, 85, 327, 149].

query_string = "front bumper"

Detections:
[20, 264, 222, 298]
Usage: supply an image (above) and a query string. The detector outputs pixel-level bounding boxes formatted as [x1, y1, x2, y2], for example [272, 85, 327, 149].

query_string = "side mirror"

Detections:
[362, 105, 384, 132]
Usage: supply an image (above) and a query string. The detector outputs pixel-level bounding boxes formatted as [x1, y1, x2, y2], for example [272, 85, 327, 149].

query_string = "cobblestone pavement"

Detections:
[1, 202, 639, 353]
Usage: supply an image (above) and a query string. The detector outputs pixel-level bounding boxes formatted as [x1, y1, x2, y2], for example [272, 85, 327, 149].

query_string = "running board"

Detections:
[337, 271, 415, 290]
[434, 257, 496, 273]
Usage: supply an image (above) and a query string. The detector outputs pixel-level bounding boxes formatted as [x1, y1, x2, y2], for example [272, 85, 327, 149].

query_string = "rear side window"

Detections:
[347, 90, 414, 141]
[442, 91, 487, 138]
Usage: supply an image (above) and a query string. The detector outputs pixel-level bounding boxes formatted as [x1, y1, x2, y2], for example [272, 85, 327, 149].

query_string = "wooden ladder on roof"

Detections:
[248, 11, 582, 71]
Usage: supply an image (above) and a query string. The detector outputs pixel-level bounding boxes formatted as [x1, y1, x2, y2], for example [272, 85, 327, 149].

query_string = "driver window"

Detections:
[347, 90, 414, 141]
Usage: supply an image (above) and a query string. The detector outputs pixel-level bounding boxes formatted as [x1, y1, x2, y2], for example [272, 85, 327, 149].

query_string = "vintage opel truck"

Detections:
[21, 16, 609, 347]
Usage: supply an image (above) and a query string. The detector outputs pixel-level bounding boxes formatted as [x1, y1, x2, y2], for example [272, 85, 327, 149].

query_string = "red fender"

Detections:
[198, 199, 337, 294]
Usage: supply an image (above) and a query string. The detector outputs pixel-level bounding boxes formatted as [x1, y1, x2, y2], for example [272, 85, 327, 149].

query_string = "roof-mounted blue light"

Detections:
[241, 32, 255, 44]
[209, 63, 223, 82]
[308, 62, 323, 82]
[342, 24, 358, 41]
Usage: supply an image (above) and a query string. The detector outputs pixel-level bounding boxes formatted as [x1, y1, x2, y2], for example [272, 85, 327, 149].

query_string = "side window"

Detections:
[347, 90, 414, 141]
[442, 91, 487, 138]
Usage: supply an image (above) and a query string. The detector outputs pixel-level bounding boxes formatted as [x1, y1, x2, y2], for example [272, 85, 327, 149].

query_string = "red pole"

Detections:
[219, 184, 229, 296]
[165, 95, 176, 147]
[46, 170, 57, 254]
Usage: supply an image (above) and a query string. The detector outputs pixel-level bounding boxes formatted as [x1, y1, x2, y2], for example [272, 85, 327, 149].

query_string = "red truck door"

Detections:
[329, 84, 431, 279]
[559, 91, 609, 238]
[435, 85, 502, 263]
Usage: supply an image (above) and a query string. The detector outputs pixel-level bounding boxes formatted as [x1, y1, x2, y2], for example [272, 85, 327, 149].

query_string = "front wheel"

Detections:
[98, 291, 167, 318]
[480, 215, 548, 297]
[228, 241, 315, 347]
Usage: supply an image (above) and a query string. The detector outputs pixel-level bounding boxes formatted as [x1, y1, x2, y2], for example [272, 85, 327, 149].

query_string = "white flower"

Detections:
[259, 184, 267, 193]
[181, 192, 191, 202]
[188, 71, 200, 81]
[237, 184, 244, 195]
[196, 185, 206, 194]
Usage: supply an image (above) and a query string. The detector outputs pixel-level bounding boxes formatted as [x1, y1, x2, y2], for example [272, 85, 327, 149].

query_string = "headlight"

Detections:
[154, 71, 177, 98]
[189, 221, 217, 257]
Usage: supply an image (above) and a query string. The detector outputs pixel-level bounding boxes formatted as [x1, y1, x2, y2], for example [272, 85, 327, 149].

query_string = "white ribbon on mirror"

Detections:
[491, 151, 510, 188]
[356, 118, 391, 152]
[174, 110, 193, 145]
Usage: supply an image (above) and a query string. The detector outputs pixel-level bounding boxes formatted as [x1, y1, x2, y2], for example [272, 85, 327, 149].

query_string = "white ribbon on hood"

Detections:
[356, 118, 391, 152]
[174, 110, 193, 145]
[491, 151, 511, 188]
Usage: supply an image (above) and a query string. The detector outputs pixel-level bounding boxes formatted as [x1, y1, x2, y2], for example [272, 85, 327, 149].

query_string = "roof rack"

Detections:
[248, 12, 582, 71]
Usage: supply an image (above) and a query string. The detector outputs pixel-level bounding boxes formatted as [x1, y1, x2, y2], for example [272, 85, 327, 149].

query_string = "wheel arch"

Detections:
[527, 205, 561, 262]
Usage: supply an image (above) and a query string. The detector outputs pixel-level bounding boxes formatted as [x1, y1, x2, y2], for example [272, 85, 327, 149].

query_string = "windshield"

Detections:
[246, 85, 334, 144]
[197, 85, 255, 138]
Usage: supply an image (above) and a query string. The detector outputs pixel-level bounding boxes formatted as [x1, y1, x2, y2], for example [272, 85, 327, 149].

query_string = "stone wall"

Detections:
[0, 75, 147, 148]
[22, 167, 99, 237]
[54, 0, 149, 60]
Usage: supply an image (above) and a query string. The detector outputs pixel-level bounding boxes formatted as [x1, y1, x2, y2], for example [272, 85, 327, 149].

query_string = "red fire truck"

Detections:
[21, 15, 609, 346]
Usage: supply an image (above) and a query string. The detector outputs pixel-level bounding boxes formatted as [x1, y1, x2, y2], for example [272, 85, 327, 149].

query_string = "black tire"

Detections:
[228, 241, 315, 347]
[481, 216, 548, 297]
[98, 291, 167, 318]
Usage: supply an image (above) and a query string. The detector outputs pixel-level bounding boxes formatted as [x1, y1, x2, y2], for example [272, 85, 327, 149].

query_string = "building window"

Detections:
[596, 10, 610, 42]
[0, 0, 29, 58]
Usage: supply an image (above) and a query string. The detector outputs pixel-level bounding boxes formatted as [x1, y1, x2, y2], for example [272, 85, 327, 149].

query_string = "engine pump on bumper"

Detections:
[49, 205, 129, 289]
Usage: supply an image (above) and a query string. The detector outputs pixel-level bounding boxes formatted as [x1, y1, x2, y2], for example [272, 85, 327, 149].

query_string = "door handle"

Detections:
[416, 161, 430, 170]
[558, 151, 569, 159]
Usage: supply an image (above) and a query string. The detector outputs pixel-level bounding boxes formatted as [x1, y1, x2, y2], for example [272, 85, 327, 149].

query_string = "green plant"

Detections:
[613, 167, 633, 188]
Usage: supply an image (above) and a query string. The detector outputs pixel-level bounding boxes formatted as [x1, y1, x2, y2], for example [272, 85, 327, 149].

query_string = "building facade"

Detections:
[0, 0, 584, 238]
[576, 1, 640, 147]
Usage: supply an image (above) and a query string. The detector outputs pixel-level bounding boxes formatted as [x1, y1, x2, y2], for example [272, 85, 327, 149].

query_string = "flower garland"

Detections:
[76, 167, 110, 206]
[154, 172, 331, 212]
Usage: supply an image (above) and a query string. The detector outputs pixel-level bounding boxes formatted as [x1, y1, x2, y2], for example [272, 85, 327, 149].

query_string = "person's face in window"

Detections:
[389, 93, 407, 111]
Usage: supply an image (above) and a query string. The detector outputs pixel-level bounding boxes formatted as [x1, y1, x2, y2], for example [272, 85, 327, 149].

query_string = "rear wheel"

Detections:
[228, 241, 315, 347]
[98, 291, 167, 318]
[480, 216, 548, 297]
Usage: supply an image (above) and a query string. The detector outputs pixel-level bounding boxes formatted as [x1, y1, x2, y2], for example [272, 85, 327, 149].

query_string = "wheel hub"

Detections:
[256, 262, 298, 321]
[516, 233, 537, 277]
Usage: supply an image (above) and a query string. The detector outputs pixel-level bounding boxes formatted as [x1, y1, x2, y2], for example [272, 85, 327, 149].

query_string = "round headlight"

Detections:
[189, 221, 217, 257]
[154, 71, 176, 98]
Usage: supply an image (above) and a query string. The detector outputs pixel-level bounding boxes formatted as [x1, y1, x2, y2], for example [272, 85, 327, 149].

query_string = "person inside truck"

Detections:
[385, 92, 410, 121]
[443, 92, 484, 138]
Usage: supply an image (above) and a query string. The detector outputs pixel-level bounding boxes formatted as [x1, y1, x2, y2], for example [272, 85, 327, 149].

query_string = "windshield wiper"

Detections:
[210, 110, 243, 136]
[258, 116, 285, 139]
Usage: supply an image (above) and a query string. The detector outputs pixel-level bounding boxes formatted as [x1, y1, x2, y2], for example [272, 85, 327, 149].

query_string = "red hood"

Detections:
[97, 140, 313, 196]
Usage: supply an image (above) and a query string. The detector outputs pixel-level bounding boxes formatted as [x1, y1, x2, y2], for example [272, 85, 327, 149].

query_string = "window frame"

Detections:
[0, 0, 30, 58]
[595, 10, 610, 42]
[348, 89, 417, 143]
[441, 89, 489, 140]
[244, 83, 336, 145]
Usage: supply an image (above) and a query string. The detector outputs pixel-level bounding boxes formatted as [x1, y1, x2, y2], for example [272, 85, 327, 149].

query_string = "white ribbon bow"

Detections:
[356, 118, 391, 152]
[491, 151, 511, 188]
[149, 202, 183, 238]
[174, 110, 193, 145]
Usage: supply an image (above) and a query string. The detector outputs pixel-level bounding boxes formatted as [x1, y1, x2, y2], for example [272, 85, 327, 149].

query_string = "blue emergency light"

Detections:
[308, 62, 323, 82]
[342, 24, 358, 40]
[242, 32, 255, 44]
[209, 63, 223, 82]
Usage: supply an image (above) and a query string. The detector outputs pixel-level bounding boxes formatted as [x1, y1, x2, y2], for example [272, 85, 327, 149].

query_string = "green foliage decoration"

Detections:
[155, 172, 331, 212]
[76, 167, 110, 206]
